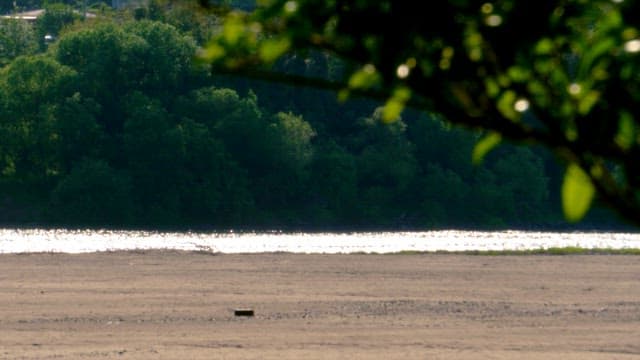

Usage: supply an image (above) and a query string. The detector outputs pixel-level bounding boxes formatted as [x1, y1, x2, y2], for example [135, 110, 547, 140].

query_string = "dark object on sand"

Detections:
[234, 308, 254, 317]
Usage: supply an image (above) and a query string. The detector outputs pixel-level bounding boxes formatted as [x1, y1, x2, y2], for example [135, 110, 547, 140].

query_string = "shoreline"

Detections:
[1, 221, 638, 233]
[2, 229, 640, 254]
[6, 246, 640, 256]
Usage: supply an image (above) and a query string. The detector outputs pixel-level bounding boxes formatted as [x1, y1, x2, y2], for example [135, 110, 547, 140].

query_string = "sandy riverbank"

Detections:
[1, 251, 639, 359]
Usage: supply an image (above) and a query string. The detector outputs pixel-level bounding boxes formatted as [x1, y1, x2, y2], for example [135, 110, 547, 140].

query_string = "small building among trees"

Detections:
[1, 9, 44, 21]
[112, 0, 147, 9]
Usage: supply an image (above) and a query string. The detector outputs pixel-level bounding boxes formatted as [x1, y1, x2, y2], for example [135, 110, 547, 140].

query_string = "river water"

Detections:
[0, 229, 639, 254]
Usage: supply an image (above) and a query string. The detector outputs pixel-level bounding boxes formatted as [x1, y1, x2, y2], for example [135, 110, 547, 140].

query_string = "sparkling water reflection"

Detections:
[0, 229, 639, 254]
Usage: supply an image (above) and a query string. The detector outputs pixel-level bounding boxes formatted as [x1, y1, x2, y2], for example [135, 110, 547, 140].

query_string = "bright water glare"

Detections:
[0, 229, 639, 254]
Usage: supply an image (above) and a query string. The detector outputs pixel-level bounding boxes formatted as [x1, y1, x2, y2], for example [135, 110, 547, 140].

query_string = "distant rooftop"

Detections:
[1, 9, 44, 21]
[112, 0, 147, 9]
[0, 1, 145, 18]
[1, 9, 97, 22]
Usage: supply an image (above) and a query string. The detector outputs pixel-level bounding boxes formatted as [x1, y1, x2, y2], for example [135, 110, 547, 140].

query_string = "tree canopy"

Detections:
[199, 0, 640, 227]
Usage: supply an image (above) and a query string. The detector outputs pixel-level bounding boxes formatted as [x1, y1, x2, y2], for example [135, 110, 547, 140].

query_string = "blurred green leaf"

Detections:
[259, 37, 291, 63]
[534, 38, 554, 55]
[337, 89, 350, 102]
[601, 9, 622, 30]
[562, 163, 595, 222]
[533, 58, 554, 75]
[484, 78, 500, 98]
[223, 16, 245, 45]
[472, 132, 501, 165]
[507, 66, 530, 83]
[198, 42, 226, 62]
[565, 121, 579, 141]
[579, 37, 615, 77]
[527, 80, 550, 107]
[615, 111, 635, 150]
[496, 90, 518, 121]
[578, 90, 600, 115]
[381, 87, 411, 123]
[347, 65, 380, 89]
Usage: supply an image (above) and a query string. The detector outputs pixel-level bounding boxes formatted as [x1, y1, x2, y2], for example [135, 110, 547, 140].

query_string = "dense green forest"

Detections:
[0, 1, 623, 230]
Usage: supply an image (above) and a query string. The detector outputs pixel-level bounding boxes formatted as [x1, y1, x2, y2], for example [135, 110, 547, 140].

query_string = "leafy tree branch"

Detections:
[199, 0, 640, 226]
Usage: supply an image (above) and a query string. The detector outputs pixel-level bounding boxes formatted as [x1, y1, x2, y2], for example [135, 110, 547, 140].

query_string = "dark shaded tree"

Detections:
[50, 159, 134, 226]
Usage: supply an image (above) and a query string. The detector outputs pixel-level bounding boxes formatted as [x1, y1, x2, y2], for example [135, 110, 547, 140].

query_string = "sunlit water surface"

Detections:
[0, 229, 639, 254]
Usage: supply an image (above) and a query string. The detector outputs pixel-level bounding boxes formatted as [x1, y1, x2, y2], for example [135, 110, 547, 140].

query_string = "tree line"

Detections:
[0, 2, 623, 230]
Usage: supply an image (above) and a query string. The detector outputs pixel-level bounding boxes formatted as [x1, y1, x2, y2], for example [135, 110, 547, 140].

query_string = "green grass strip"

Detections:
[386, 247, 640, 256]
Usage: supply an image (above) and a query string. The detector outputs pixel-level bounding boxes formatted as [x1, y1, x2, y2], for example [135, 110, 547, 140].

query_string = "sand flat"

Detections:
[1, 251, 639, 359]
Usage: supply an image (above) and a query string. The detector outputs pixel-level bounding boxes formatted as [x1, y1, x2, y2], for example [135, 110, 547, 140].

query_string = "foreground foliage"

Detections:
[199, 0, 640, 227]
